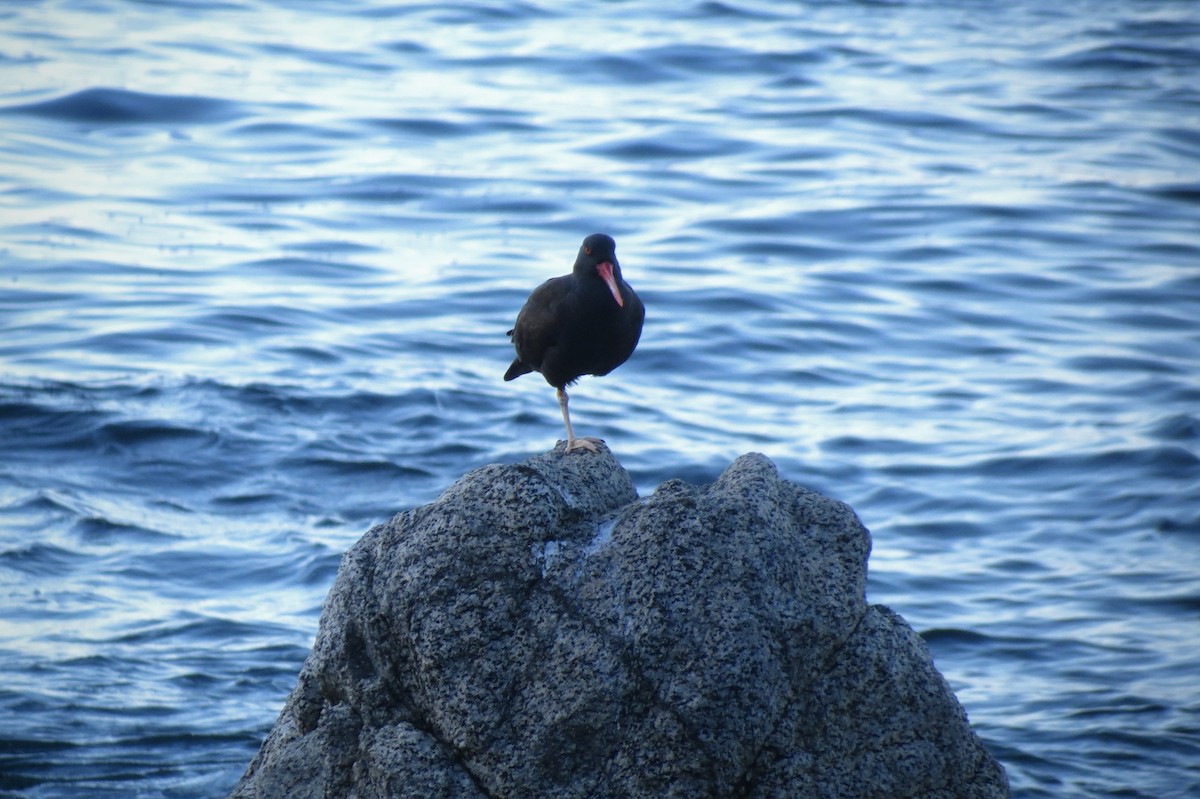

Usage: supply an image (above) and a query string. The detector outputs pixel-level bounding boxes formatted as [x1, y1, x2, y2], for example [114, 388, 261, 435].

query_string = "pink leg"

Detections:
[557, 387, 601, 453]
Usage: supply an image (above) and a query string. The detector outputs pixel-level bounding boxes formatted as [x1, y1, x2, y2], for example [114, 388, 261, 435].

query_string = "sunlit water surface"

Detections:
[2, 1, 1199, 797]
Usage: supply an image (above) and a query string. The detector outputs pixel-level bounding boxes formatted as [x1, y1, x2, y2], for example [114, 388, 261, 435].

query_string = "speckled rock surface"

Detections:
[229, 444, 1008, 799]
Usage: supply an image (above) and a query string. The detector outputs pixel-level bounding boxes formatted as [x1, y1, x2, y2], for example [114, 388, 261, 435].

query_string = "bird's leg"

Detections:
[557, 387, 601, 453]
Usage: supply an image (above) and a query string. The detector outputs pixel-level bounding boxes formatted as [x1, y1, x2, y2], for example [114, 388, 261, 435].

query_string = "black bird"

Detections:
[505, 233, 644, 452]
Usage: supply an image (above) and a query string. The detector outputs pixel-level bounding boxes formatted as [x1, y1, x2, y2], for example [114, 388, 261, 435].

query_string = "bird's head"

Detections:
[575, 233, 623, 307]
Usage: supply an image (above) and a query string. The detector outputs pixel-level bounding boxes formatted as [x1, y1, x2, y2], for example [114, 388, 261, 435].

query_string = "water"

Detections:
[2, 0, 1198, 796]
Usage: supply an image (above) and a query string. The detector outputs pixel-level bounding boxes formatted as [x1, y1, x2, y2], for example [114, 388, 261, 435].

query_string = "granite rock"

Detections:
[229, 444, 1008, 798]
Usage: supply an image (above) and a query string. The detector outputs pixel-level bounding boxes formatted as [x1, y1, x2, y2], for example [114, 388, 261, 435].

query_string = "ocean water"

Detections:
[2, 0, 1199, 796]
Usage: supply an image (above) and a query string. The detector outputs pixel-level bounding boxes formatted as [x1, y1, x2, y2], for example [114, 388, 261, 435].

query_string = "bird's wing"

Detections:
[510, 277, 570, 364]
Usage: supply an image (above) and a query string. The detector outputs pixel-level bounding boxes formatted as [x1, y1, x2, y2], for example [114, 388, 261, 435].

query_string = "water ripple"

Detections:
[2, 87, 246, 125]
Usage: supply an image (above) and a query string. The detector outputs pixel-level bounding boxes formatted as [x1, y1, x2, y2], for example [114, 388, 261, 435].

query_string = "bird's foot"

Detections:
[564, 437, 603, 453]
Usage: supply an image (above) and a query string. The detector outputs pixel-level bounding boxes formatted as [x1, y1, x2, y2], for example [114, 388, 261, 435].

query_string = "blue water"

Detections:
[2, 0, 1199, 796]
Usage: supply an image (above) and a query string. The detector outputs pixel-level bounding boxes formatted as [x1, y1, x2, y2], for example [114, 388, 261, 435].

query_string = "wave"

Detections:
[2, 87, 246, 125]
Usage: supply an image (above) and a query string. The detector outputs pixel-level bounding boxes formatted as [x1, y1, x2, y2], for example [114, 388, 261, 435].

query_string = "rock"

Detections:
[229, 445, 1008, 799]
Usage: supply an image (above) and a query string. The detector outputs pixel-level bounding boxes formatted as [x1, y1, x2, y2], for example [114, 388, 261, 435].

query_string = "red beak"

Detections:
[596, 262, 623, 307]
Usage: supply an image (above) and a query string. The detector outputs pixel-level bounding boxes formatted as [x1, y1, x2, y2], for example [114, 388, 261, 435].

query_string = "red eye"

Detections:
[584, 246, 592, 255]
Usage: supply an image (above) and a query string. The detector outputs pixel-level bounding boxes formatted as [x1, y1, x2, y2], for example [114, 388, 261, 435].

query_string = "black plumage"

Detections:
[505, 233, 644, 452]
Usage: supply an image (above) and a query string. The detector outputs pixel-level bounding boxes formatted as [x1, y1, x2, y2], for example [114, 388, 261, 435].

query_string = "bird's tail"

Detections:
[504, 359, 534, 381]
